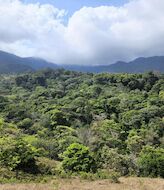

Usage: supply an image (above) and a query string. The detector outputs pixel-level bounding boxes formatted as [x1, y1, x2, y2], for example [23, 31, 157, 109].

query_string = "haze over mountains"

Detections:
[0, 51, 57, 74]
[0, 50, 164, 74]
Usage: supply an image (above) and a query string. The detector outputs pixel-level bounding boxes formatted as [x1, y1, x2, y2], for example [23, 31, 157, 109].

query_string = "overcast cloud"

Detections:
[0, 0, 164, 65]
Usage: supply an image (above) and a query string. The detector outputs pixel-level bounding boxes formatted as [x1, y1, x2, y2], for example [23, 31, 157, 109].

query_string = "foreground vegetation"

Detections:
[0, 177, 164, 190]
[0, 69, 164, 181]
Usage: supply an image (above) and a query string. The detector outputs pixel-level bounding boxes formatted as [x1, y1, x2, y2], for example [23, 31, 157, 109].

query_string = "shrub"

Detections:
[138, 146, 164, 177]
[0, 138, 39, 175]
[61, 143, 96, 173]
[36, 157, 60, 175]
[96, 146, 130, 175]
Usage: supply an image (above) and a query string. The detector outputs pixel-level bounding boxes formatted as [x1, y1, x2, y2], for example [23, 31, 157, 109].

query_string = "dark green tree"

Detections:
[138, 146, 164, 177]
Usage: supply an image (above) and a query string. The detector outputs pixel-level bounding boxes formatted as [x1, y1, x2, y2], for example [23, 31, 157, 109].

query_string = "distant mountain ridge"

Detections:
[105, 56, 164, 73]
[0, 50, 164, 74]
[0, 51, 33, 74]
[0, 50, 57, 74]
[60, 56, 164, 73]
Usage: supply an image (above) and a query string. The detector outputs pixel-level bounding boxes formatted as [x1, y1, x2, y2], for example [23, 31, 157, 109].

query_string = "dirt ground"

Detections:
[0, 177, 164, 190]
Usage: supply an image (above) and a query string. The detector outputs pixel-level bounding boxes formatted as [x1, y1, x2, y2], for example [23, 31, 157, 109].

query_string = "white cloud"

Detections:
[0, 0, 66, 59]
[0, 0, 164, 65]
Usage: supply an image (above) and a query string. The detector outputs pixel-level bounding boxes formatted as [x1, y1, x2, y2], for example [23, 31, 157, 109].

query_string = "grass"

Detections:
[0, 177, 163, 190]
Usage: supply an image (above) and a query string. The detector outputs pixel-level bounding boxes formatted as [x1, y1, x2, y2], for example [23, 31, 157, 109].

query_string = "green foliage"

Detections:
[0, 137, 39, 173]
[36, 157, 59, 175]
[61, 143, 96, 173]
[126, 130, 144, 154]
[138, 146, 164, 177]
[96, 146, 130, 175]
[17, 118, 32, 130]
[90, 119, 124, 151]
[0, 70, 163, 178]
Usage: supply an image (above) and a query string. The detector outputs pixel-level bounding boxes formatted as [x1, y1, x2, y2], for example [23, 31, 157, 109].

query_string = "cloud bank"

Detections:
[0, 0, 164, 65]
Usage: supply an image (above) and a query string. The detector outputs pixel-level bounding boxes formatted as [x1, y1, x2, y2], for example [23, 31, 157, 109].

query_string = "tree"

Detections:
[138, 146, 164, 177]
[91, 120, 123, 151]
[61, 143, 96, 173]
[126, 130, 144, 154]
[0, 138, 39, 176]
[17, 118, 32, 130]
[47, 109, 68, 129]
[96, 146, 130, 175]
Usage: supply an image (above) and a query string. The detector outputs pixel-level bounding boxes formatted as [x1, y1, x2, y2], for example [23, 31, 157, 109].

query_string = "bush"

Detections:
[138, 146, 164, 177]
[36, 157, 60, 175]
[96, 146, 130, 175]
[61, 143, 97, 173]
[0, 167, 15, 179]
[0, 138, 39, 174]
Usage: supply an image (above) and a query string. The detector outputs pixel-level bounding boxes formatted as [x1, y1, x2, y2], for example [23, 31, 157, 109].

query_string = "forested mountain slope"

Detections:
[0, 69, 164, 179]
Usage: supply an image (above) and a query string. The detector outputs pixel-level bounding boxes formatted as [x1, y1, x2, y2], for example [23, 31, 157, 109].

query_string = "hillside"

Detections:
[105, 56, 164, 73]
[60, 57, 164, 73]
[0, 69, 163, 181]
[0, 50, 57, 73]
[0, 51, 33, 74]
[0, 50, 164, 74]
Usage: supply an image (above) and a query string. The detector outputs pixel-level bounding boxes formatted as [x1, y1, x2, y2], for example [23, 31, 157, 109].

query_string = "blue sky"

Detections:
[23, 0, 129, 17]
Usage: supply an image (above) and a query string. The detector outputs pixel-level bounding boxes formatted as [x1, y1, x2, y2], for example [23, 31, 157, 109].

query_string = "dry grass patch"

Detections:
[0, 177, 164, 190]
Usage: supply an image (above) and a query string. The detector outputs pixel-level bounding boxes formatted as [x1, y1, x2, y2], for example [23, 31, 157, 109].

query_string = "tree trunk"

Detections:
[16, 170, 19, 179]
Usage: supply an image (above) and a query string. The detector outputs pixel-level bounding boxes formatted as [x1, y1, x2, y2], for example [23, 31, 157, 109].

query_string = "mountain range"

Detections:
[0, 50, 164, 74]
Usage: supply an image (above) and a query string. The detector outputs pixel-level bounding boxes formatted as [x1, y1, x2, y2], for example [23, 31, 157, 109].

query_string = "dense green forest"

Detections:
[0, 69, 164, 180]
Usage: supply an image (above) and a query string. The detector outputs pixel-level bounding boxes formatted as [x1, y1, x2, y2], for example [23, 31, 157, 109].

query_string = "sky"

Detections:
[0, 0, 164, 65]
[23, 0, 129, 18]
